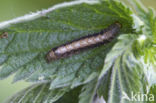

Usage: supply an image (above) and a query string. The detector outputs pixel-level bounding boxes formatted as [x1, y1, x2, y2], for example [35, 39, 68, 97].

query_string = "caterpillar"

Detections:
[46, 22, 121, 63]
[0, 32, 8, 39]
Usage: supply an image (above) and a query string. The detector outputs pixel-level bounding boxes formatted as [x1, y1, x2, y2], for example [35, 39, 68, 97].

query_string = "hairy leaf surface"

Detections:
[3, 82, 68, 103]
[0, 0, 133, 89]
[98, 34, 146, 103]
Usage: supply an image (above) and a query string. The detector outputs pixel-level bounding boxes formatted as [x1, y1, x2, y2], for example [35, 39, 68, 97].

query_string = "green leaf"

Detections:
[0, 0, 133, 90]
[141, 60, 156, 86]
[79, 78, 98, 103]
[3, 82, 68, 103]
[130, 0, 156, 37]
[147, 85, 156, 103]
[55, 86, 81, 103]
[98, 34, 146, 103]
[129, 0, 156, 65]
[127, 1, 156, 87]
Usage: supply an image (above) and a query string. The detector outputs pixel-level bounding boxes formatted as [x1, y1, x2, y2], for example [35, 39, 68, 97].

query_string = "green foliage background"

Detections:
[0, 0, 156, 103]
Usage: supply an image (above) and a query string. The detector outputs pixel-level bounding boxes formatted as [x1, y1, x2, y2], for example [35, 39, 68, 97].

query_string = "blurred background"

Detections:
[0, 0, 155, 102]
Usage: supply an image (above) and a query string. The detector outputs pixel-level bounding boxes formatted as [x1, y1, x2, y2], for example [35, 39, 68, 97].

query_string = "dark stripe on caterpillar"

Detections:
[0, 32, 8, 39]
[46, 22, 121, 63]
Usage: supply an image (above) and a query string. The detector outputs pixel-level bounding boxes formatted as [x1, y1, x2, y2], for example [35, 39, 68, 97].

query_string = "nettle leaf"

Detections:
[130, 0, 156, 38]
[3, 82, 69, 103]
[55, 86, 81, 103]
[129, 0, 156, 64]
[79, 78, 98, 103]
[140, 9, 156, 66]
[98, 34, 146, 103]
[147, 85, 156, 103]
[129, 0, 156, 86]
[0, 0, 133, 90]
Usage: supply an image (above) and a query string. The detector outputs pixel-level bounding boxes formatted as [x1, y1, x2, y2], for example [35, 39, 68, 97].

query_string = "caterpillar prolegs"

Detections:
[46, 22, 121, 63]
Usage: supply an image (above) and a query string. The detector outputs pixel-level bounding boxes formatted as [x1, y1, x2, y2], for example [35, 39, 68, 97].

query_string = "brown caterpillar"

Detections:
[46, 22, 121, 63]
[0, 32, 8, 39]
